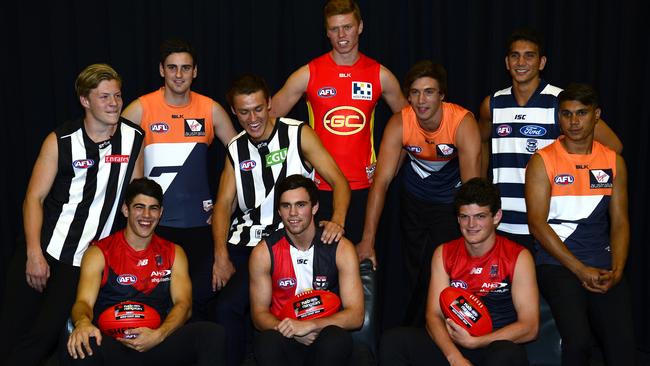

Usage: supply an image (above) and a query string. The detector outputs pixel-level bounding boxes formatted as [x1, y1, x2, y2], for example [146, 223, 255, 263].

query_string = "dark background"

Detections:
[1, 0, 648, 354]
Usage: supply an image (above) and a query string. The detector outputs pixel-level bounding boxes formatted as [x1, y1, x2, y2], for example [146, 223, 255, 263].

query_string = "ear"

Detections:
[539, 56, 547, 71]
[121, 203, 129, 218]
[230, 105, 237, 115]
[312, 202, 319, 216]
[267, 97, 272, 111]
[595, 107, 601, 121]
[504, 56, 510, 71]
[79, 95, 90, 109]
[159, 63, 165, 78]
[192, 64, 198, 79]
[440, 93, 445, 101]
[493, 209, 503, 226]
[358, 20, 364, 35]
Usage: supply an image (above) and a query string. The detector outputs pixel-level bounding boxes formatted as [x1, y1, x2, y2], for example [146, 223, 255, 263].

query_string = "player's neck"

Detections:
[251, 117, 276, 144]
[83, 117, 118, 143]
[287, 224, 316, 251]
[418, 107, 443, 132]
[124, 230, 152, 251]
[330, 48, 360, 66]
[464, 234, 496, 257]
[512, 77, 541, 106]
[560, 136, 594, 155]
[162, 87, 191, 107]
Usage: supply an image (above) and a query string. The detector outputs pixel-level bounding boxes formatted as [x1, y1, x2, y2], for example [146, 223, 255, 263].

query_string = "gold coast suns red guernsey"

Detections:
[93, 231, 175, 319]
[535, 138, 616, 268]
[306, 53, 381, 190]
[443, 236, 524, 329]
[139, 89, 215, 228]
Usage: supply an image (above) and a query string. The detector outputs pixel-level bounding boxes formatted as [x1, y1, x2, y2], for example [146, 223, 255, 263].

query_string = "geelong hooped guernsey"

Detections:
[306, 52, 381, 190]
[443, 236, 524, 329]
[265, 228, 339, 318]
[139, 88, 215, 228]
[93, 231, 175, 319]
[402, 102, 470, 204]
[42, 118, 143, 266]
[490, 81, 562, 234]
[228, 118, 313, 246]
[535, 138, 616, 268]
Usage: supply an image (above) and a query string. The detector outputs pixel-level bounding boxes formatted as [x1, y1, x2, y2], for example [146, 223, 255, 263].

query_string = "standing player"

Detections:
[271, 0, 407, 244]
[358, 61, 481, 323]
[0, 64, 144, 366]
[380, 178, 538, 366]
[122, 38, 236, 320]
[526, 84, 635, 365]
[478, 27, 622, 250]
[249, 175, 364, 366]
[212, 74, 350, 366]
[66, 178, 225, 366]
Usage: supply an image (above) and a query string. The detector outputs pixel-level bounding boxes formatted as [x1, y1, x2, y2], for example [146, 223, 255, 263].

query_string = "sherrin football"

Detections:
[97, 301, 161, 339]
[279, 289, 341, 320]
[439, 286, 492, 336]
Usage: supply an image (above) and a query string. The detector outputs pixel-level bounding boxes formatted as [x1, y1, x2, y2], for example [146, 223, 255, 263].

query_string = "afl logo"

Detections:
[239, 160, 257, 171]
[278, 277, 296, 289]
[450, 280, 468, 289]
[405, 145, 422, 153]
[323, 106, 366, 135]
[520, 125, 547, 137]
[497, 124, 512, 136]
[317, 86, 337, 98]
[150, 122, 169, 133]
[554, 174, 575, 185]
[117, 274, 137, 285]
[72, 159, 94, 169]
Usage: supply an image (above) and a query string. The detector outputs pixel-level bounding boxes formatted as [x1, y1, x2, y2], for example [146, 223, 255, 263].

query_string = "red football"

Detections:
[97, 301, 161, 339]
[439, 286, 492, 336]
[279, 290, 342, 320]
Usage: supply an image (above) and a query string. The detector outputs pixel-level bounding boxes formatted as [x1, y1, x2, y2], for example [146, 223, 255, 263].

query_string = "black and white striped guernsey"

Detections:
[41, 117, 144, 266]
[227, 118, 313, 247]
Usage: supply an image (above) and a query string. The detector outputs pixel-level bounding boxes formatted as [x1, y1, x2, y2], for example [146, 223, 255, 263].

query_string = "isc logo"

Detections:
[117, 274, 137, 285]
[554, 174, 575, 185]
[514, 114, 526, 120]
[278, 278, 296, 289]
[150, 122, 169, 133]
[72, 159, 94, 169]
[323, 106, 366, 135]
[317, 86, 337, 98]
[497, 124, 512, 136]
[239, 159, 257, 171]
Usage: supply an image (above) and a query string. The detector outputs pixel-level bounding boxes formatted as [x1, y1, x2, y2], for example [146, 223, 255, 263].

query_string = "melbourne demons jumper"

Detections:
[93, 230, 175, 319]
[139, 88, 215, 228]
[443, 236, 524, 329]
[265, 228, 339, 318]
[489, 81, 562, 235]
[534, 138, 616, 268]
[305, 53, 381, 190]
[402, 102, 471, 204]
[44, 117, 143, 266]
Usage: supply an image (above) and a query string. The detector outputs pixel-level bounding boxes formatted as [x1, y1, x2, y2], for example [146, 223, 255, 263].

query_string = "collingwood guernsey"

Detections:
[228, 118, 313, 246]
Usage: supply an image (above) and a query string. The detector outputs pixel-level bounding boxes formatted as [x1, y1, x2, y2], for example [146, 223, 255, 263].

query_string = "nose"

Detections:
[467, 216, 477, 227]
[175, 67, 183, 78]
[418, 92, 426, 104]
[337, 27, 345, 38]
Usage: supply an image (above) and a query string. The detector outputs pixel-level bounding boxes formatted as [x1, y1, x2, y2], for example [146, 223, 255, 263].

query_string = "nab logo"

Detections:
[150, 122, 169, 133]
[520, 125, 547, 137]
[117, 274, 137, 285]
[352, 81, 372, 100]
[323, 106, 366, 135]
[450, 280, 468, 289]
[73, 159, 94, 169]
[405, 145, 422, 153]
[239, 159, 257, 171]
[297, 259, 309, 265]
[470, 267, 483, 274]
[514, 114, 526, 120]
[278, 278, 296, 289]
[554, 174, 575, 185]
[317, 86, 337, 98]
[497, 124, 512, 136]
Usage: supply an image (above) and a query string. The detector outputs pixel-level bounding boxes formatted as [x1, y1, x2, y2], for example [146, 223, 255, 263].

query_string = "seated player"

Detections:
[65, 178, 225, 365]
[379, 178, 538, 366]
[249, 175, 364, 366]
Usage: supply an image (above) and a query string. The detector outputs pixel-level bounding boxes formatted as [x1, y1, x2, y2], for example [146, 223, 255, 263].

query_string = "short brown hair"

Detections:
[226, 73, 270, 108]
[75, 63, 121, 98]
[324, 0, 361, 27]
[403, 60, 448, 98]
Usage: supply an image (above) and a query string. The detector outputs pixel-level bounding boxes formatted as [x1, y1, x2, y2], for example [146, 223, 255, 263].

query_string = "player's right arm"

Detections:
[357, 112, 405, 268]
[23, 132, 59, 292]
[121, 99, 143, 125]
[211, 155, 238, 291]
[478, 95, 492, 178]
[67, 246, 105, 359]
[426, 245, 471, 366]
[249, 241, 281, 331]
[269, 65, 310, 118]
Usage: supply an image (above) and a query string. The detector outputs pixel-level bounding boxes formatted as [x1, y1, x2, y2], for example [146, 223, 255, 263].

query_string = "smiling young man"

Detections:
[526, 84, 635, 365]
[270, 0, 407, 245]
[0, 64, 144, 366]
[357, 60, 481, 324]
[379, 178, 538, 366]
[121, 38, 236, 321]
[249, 175, 363, 366]
[65, 178, 225, 366]
[211, 74, 350, 366]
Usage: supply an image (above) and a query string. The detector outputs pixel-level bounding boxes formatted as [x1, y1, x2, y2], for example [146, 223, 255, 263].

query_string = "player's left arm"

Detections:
[121, 245, 191, 352]
[300, 126, 351, 243]
[605, 154, 629, 289]
[455, 113, 482, 182]
[212, 101, 237, 146]
[594, 119, 623, 153]
[379, 65, 408, 113]
[131, 142, 144, 180]
[453, 249, 539, 348]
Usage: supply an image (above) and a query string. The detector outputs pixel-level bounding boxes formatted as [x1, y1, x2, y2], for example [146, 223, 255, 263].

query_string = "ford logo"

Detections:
[520, 125, 547, 137]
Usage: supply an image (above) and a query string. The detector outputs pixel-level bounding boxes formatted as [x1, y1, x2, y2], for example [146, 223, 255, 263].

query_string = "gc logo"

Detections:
[323, 106, 366, 135]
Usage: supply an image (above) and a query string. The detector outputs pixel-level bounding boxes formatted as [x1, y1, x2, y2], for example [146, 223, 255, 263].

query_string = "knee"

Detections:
[378, 327, 411, 362]
[254, 330, 285, 359]
[315, 325, 352, 351]
[485, 340, 528, 366]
